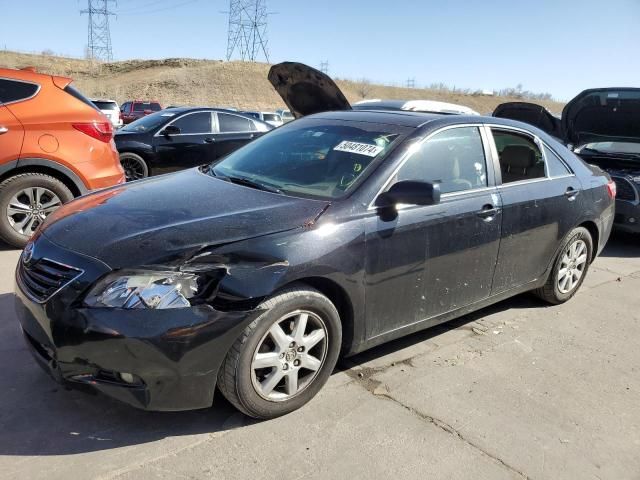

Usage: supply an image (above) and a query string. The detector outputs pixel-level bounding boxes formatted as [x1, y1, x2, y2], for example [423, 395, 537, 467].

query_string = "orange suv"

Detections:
[0, 67, 125, 247]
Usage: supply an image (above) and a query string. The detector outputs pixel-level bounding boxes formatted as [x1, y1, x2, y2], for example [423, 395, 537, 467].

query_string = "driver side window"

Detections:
[394, 126, 488, 194]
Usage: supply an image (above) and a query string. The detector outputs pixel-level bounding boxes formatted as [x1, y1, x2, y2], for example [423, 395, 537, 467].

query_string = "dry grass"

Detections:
[0, 51, 565, 114]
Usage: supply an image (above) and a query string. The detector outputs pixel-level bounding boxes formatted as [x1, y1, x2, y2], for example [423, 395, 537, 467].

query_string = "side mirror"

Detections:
[375, 180, 441, 208]
[161, 125, 181, 136]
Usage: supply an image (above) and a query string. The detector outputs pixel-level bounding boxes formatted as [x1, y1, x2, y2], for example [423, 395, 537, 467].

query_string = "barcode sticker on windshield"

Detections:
[334, 141, 384, 157]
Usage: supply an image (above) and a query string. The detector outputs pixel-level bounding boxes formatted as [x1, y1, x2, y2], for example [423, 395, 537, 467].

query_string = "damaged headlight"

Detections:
[85, 271, 202, 309]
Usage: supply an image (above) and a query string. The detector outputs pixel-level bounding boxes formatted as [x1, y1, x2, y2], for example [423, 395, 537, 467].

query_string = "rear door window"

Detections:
[170, 112, 213, 134]
[217, 113, 254, 133]
[491, 129, 546, 184]
[0, 79, 39, 104]
[133, 103, 147, 112]
[93, 101, 118, 110]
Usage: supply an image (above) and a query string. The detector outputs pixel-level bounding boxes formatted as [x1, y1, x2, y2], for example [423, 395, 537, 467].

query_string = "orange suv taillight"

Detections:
[72, 121, 113, 143]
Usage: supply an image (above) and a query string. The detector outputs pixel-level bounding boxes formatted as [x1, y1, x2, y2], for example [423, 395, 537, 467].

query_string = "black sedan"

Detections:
[114, 107, 272, 181]
[15, 63, 615, 419]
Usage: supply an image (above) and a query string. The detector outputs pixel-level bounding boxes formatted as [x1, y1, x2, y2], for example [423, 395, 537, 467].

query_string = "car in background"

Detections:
[0, 67, 124, 247]
[120, 100, 163, 125]
[91, 98, 123, 129]
[494, 90, 640, 235]
[353, 99, 480, 116]
[492, 101, 563, 140]
[15, 62, 615, 419]
[243, 111, 284, 127]
[564, 88, 640, 234]
[276, 109, 294, 123]
[114, 107, 272, 181]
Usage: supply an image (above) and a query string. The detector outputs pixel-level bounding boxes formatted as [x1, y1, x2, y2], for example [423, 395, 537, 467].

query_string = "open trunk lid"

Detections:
[493, 101, 563, 139]
[562, 88, 640, 146]
[268, 62, 351, 118]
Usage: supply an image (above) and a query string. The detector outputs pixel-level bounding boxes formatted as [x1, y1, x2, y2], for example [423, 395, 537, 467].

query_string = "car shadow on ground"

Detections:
[0, 232, 637, 457]
[599, 231, 640, 258]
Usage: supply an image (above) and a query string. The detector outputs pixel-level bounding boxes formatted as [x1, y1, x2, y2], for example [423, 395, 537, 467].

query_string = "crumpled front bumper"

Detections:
[14, 235, 261, 411]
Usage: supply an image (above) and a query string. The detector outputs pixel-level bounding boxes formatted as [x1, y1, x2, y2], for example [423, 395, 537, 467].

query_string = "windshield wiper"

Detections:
[580, 147, 640, 159]
[215, 173, 283, 194]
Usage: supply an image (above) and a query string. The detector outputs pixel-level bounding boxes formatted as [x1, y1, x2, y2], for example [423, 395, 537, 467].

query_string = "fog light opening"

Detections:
[629, 217, 636, 224]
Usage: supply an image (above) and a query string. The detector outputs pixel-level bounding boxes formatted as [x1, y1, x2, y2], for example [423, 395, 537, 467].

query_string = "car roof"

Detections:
[306, 109, 552, 135]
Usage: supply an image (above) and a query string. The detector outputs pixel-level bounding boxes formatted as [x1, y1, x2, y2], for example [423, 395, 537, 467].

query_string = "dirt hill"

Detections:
[0, 51, 564, 114]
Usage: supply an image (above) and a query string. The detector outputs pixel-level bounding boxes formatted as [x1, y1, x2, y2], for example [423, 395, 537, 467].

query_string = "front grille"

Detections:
[17, 258, 83, 303]
[612, 176, 638, 202]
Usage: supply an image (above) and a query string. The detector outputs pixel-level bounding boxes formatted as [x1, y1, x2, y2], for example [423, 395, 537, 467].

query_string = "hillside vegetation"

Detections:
[0, 51, 564, 114]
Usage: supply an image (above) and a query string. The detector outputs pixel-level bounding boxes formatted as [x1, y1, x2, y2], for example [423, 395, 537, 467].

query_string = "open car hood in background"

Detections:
[562, 88, 640, 146]
[268, 62, 351, 118]
[492, 102, 563, 139]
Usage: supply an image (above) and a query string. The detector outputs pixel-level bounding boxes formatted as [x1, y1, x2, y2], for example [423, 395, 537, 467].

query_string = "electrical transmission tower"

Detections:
[226, 0, 270, 62]
[320, 61, 329, 74]
[406, 78, 416, 88]
[81, 0, 116, 61]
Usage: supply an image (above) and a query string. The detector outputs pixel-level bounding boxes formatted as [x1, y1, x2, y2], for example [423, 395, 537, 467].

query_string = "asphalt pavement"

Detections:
[1, 233, 639, 480]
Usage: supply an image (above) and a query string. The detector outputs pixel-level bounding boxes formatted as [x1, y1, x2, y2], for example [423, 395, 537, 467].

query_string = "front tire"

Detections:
[535, 227, 593, 304]
[217, 284, 342, 419]
[0, 173, 74, 248]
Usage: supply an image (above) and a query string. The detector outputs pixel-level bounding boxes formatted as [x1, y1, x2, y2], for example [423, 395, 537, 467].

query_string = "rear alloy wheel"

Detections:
[119, 152, 149, 181]
[0, 173, 74, 248]
[217, 284, 342, 419]
[535, 227, 593, 304]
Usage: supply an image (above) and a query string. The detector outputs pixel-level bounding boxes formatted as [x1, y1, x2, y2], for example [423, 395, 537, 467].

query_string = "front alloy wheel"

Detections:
[251, 310, 328, 401]
[217, 284, 342, 419]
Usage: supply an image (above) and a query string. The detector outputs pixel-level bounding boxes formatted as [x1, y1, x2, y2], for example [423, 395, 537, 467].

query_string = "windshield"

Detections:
[121, 111, 173, 132]
[578, 142, 640, 155]
[212, 119, 402, 200]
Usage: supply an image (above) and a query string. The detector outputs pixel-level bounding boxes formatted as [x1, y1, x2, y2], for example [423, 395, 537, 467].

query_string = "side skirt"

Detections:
[347, 278, 544, 356]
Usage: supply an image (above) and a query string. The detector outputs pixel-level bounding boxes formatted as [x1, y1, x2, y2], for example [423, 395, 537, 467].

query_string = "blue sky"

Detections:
[2, 0, 639, 100]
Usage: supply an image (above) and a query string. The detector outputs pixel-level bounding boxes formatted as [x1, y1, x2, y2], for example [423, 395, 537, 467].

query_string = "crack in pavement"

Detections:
[347, 370, 532, 480]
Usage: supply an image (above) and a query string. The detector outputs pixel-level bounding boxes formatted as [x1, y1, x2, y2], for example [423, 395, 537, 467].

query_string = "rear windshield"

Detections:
[93, 100, 118, 110]
[263, 113, 281, 122]
[212, 118, 403, 200]
[64, 85, 99, 111]
[122, 111, 173, 132]
[133, 102, 162, 112]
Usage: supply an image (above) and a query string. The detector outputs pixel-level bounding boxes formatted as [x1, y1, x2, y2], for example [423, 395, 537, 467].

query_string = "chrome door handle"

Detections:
[0, 126, 8, 135]
[564, 187, 580, 200]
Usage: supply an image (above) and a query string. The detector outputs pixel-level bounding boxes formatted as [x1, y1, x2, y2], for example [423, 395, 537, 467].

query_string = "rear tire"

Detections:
[217, 284, 342, 419]
[0, 173, 74, 248]
[534, 227, 593, 304]
[119, 152, 149, 181]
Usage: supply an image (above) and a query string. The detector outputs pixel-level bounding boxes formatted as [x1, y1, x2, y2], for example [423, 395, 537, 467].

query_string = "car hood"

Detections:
[268, 62, 351, 118]
[493, 102, 563, 139]
[40, 168, 330, 268]
[562, 88, 640, 145]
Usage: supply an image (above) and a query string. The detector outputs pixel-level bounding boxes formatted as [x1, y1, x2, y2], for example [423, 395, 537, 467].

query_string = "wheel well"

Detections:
[0, 166, 82, 197]
[293, 277, 355, 355]
[579, 220, 599, 261]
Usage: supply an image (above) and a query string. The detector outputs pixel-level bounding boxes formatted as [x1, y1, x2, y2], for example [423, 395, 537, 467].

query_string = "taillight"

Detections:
[606, 180, 617, 199]
[72, 121, 113, 143]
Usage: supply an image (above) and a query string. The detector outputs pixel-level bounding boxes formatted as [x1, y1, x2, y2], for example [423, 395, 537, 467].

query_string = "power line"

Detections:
[81, 0, 116, 61]
[225, 0, 269, 62]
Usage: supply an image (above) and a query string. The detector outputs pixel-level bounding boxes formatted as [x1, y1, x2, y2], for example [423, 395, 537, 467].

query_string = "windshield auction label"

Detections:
[334, 141, 384, 157]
